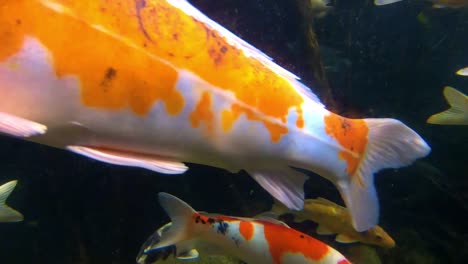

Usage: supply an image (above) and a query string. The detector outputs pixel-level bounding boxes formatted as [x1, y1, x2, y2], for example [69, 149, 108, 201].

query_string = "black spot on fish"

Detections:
[100, 67, 117, 89]
[300, 235, 304, 239]
[207, 218, 215, 224]
[216, 220, 229, 235]
[135, 0, 153, 42]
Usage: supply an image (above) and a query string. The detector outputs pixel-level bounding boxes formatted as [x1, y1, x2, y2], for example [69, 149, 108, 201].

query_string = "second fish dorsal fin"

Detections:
[66, 146, 188, 174]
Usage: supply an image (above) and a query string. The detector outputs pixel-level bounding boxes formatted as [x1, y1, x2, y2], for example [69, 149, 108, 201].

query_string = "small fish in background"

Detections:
[269, 198, 395, 248]
[456, 67, 468, 76]
[137, 222, 243, 264]
[427, 86, 468, 125]
[144, 192, 351, 264]
[307, 0, 335, 19]
[0, 180, 24, 223]
[375, 0, 468, 8]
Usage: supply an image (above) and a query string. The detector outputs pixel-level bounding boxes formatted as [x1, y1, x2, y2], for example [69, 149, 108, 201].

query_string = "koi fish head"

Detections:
[361, 226, 395, 248]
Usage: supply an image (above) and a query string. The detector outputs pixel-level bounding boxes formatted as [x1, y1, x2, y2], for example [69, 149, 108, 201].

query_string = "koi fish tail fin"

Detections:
[152, 193, 196, 250]
[427, 86, 468, 125]
[337, 118, 430, 232]
[0, 180, 24, 222]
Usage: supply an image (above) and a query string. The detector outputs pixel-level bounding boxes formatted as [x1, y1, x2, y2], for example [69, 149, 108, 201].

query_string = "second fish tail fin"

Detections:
[154, 193, 196, 249]
[427, 86, 467, 125]
[337, 118, 430, 232]
[0, 180, 24, 222]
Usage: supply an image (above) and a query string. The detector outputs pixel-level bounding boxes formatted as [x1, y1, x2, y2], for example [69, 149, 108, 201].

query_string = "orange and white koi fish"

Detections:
[0, 0, 430, 231]
[147, 192, 351, 264]
[427, 86, 468, 125]
[270, 198, 395, 248]
[0, 180, 24, 223]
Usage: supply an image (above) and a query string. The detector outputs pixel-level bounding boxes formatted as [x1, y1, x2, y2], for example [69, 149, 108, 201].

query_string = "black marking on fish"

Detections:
[216, 220, 229, 235]
[100, 67, 117, 89]
[135, 0, 153, 42]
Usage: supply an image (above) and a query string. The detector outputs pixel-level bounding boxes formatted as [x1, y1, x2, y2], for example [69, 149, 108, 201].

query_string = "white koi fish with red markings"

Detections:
[145, 192, 351, 264]
[0, 0, 430, 231]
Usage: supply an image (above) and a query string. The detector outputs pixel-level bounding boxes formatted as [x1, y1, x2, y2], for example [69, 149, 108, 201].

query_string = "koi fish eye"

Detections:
[375, 235, 383, 241]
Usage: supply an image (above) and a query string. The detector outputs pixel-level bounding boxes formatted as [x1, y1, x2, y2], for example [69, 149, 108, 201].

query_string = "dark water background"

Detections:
[0, 0, 467, 263]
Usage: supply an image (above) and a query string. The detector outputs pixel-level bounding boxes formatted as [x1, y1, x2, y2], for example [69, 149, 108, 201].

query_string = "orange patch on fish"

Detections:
[190, 91, 214, 134]
[262, 220, 329, 263]
[19, 0, 305, 142]
[239, 221, 254, 241]
[222, 104, 288, 142]
[324, 113, 368, 183]
[1, 0, 184, 116]
[296, 107, 304, 128]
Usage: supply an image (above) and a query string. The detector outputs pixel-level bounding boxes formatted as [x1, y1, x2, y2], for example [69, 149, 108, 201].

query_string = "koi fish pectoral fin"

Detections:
[335, 234, 358, 244]
[247, 167, 309, 211]
[66, 146, 188, 174]
[0, 112, 47, 138]
[174, 243, 199, 261]
[336, 118, 431, 232]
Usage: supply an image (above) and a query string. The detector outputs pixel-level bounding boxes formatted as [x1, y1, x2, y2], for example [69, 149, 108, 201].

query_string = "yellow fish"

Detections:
[427, 86, 468, 125]
[456, 67, 468, 76]
[0, 180, 24, 223]
[270, 197, 396, 248]
[0, 0, 430, 231]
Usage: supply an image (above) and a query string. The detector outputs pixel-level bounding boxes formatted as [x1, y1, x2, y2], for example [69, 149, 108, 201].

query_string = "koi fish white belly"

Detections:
[0, 36, 319, 172]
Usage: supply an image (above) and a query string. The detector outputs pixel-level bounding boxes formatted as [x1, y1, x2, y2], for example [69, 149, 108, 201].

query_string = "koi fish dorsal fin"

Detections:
[0, 180, 24, 223]
[167, 0, 324, 107]
[427, 87, 468, 125]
